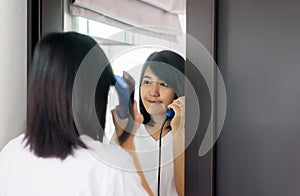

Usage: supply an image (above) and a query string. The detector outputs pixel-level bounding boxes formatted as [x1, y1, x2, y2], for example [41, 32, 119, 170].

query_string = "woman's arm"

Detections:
[169, 96, 186, 196]
[172, 126, 185, 196]
[122, 136, 154, 196]
[112, 102, 153, 196]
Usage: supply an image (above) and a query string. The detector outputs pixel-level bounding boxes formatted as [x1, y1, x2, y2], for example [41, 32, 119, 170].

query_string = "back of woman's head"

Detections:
[26, 32, 101, 159]
[139, 50, 185, 124]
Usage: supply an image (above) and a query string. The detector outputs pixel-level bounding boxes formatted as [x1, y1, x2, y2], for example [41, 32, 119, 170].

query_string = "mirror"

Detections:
[67, 1, 187, 195]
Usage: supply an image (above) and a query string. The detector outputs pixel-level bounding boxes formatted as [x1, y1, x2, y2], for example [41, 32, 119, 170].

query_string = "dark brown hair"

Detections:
[139, 50, 185, 124]
[25, 32, 114, 159]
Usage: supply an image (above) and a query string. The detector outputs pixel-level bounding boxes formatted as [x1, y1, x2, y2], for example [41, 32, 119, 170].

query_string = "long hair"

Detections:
[95, 64, 115, 136]
[139, 50, 185, 124]
[25, 32, 107, 160]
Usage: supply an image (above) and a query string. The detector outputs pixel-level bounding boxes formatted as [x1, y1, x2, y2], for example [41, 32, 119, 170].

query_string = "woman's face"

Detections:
[140, 66, 176, 115]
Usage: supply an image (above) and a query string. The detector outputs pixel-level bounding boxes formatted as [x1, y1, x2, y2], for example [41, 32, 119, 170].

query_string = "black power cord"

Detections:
[157, 118, 168, 196]
[157, 108, 175, 196]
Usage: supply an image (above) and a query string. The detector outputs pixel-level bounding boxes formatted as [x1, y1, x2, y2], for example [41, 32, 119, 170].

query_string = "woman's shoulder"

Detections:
[0, 134, 25, 155]
[78, 135, 148, 195]
[80, 134, 137, 171]
[134, 124, 152, 139]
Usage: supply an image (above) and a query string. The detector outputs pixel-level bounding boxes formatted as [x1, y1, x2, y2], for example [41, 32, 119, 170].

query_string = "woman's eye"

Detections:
[160, 82, 169, 87]
[142, 79, 151, 85]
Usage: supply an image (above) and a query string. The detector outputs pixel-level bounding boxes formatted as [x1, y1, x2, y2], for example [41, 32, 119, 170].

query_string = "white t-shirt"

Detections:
[133, 125, 178, 196]
[0, 134, 147, 196]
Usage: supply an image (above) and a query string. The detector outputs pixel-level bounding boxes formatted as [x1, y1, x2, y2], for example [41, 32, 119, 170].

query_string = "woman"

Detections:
[120, 50, 186, 196]
[0, 32, 147, 196]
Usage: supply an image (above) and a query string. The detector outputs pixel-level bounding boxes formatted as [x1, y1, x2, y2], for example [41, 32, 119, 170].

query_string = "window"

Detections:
[74, 16, 186, 68]
[70, 11, 186, 143]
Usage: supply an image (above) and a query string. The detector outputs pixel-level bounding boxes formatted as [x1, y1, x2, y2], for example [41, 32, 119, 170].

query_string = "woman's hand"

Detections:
[168, 96, 185, 136]
[112, 102, 153, 196]
[111, 101, 143, 148]
[167, 96, 185, 157]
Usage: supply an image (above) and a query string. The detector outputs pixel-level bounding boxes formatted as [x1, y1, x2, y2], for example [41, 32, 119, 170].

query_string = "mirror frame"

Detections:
[27, 0, 217, 195]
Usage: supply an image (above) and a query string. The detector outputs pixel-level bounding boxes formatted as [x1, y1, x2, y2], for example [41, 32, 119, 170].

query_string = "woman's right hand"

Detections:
[111, 101, 143, 147]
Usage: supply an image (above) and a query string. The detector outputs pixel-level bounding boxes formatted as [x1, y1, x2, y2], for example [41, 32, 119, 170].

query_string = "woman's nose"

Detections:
[149, 83, 160, 97]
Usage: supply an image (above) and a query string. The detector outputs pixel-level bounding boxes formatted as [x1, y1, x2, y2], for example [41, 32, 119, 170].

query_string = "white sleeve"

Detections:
[0, 142, 10, 196]
[81, 135, 148, 195]
[89, 164, 148, 196]
[0, 151, 5, 196]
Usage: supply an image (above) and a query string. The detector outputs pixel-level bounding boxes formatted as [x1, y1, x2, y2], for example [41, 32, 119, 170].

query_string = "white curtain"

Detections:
[70, 0, 186, 40]
[138, 0, 186, 14]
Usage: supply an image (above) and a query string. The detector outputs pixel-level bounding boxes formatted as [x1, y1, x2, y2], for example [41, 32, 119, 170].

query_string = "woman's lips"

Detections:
[147, 100, 160, 104]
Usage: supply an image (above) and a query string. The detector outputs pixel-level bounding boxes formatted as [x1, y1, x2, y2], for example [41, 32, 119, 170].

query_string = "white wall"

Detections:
[0, 1, 27, 149]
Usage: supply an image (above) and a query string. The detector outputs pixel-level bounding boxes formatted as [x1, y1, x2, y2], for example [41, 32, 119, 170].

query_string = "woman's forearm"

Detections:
[173, 127, 185, 196]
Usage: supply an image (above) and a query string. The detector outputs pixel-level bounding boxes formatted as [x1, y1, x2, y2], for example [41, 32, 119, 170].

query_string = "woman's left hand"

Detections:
[167, 96, 185, 136]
